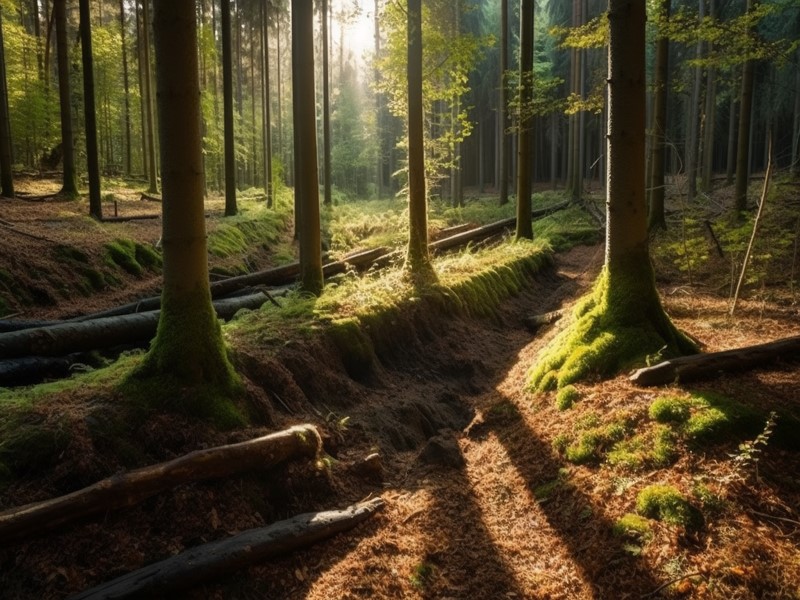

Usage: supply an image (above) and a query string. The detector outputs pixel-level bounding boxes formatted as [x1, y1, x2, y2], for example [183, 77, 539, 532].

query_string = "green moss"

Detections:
[613, 513, 653, 540]
[533, 206, 601, 251]
[682, 392, 762, 444]
[607, 425, 677, 470]
[649, 396, 692, 423]
[208, 224, 249, 257]
[563, 419, 629, 465]
[327, 317, 375, 378]
[123, 289, 245, 428]
[54, 244, 90, 263]
[0, 413, 70, 478]
[486, 400, 521, 425]
[555, 385, 580, 411]
[528, 254, 698, 391]
[134, 243, 162, 269]
[105, 239, 143, 276]
[636, 484, 703, 530]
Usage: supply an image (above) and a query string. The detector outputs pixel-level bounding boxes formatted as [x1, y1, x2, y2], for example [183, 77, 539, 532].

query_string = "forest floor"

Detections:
[1, 177, 800, 599]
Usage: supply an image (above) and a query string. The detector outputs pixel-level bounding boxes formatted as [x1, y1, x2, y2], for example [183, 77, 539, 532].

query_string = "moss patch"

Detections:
[613, 513, 653, 540]
[607, 425, 678, 471]
[555, 385, 580, 411]
[649, 396, 692, 424]
[636, 484, 703, 530]
[327, 317, 375, 378]
[528, 253, 698, 391]
[104, 239, 162, 277]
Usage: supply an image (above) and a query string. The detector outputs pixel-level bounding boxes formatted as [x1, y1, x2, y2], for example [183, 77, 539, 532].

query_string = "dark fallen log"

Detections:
[0, 425, 321, 545]
[139, 192, 161, 202]
[0, 292, 270, 359]
[69, 498, 384, 600]
[523, 309, 564, 333]
[0, 353, 82, 385]
[100, 214, 160, 223]
[630, 335, 800, 386]
[431, 223, 474, 241]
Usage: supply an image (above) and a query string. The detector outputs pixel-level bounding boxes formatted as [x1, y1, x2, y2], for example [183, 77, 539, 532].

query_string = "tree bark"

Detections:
[630, 335, 800, 386]
[405, 0, 433, 279]
[498, 0, 509, 205]
[261, 1, 273, 207]
[515, 0, 534, 240]
[700, 0, 716, 193]
[321, 0, 332, 207]
[0, 6, 13, 198]
[685, 0, 705, 202]
[647, 0, 670, 231]
[292, 0, 323, 294]
[79, 0, 103, 220]
[69, 499, 384, 600]
[734, 0, 756, 213]
[54, 0, 78, 198]
[119, 0, 132, 176]
[0, 425, 322, 544]
[142, 0, 159, 194]
[221, 0, 237, 216]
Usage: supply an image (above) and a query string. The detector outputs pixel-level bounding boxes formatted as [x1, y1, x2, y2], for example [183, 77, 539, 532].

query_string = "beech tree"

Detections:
[54, 0, 78, 198]
[529, 0, 696, 391]
[79, 0, 103, 220]
[129, 0, 241, 417]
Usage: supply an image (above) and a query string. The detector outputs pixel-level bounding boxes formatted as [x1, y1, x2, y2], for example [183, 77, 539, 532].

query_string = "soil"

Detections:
[1, 180, 800, 599]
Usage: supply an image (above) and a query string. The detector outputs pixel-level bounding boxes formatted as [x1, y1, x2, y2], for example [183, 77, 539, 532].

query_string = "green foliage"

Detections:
[105, 239, 145, 276]
[613, 513, 653, 540]
[557, 417, 630, 465]
[682, 392, 762, 443]
[636, 484, 703, 530]
[555, 384, 579, 411]
[532, 206, 600, 251]
[607, 425, 678, 471]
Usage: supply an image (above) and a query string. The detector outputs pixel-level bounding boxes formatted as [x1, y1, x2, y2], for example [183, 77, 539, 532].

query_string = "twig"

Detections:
[749, 510, 800, 527]
[0, 221, 56, 243]
[641, 572, 704, 598]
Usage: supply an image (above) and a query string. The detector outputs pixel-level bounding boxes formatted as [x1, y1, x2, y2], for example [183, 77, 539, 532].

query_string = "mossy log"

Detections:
[69, 498, 384, 600]
[630, 335, 800, 386]
[0, 292, 271, 360]
[0, 425, 322, 545]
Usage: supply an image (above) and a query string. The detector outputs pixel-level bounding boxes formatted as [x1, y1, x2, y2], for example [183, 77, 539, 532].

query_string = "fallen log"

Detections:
[69, 498, 384, 600]
[523, 309, 563, 333]
[139, 192, 161, 202]
[0, 353, 84, 386]
[0, 425, 321, 545]
[100, 214, 160, 223]
[630, 335, 800, 386]
[0, 292, 270, 359]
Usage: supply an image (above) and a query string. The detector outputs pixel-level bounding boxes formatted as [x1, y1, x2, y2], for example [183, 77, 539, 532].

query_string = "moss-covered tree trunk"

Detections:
[130, 0, 240, 420]
[529, 0, 696, 391]
[54, 0, 78, 199]
[292, 0, 323, 295]
[404, 0, 434, 281]
[515, 0, 534, 241]
[142, 0, 159, 195]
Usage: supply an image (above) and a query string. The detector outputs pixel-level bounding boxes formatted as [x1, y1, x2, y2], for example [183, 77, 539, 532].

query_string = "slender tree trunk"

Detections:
[726, 91, 737, 184]
[79, 0, 102, 219]
[136, 0, 148, 178]
[261, 1, 273, 207]
[498, 0, 509, 205]
[54, 0, 78, 198]
[292, 0, 323, 295]
[221, 0, 237, 216]
[792, 46, 800, 178]
[515, 0, 534, 240]
[322, 0, 332, 206]
[685, 0, 704, 202]
[276, 15, 283, 183]
[0, 7, 14, 198]
[734, 0, 756, 212]
[374, 0, 384, 198]
[405, 0, 433, 279]
[136, 0, 237, 393]
[700, 0, 716, 192]
[647, 0, 670, 231]
[142, 0, 159, 194]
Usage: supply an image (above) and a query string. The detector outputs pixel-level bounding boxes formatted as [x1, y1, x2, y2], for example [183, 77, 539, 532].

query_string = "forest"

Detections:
[0, 0, 799, 598]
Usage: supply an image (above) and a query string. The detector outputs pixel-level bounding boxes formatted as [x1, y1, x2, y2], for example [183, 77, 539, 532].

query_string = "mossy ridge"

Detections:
[208, 201, 292, 259]
[104, 238, 162, 277]
[528, 252, 698, 392]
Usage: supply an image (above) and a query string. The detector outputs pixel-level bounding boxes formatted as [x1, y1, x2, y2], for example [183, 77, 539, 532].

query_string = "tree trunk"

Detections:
[261, 1, 273, 207]
[404, 0, 433, 279]
[726, 91, 737, 184]
[134, 0, 237, 390]
[700, 0, 716, 193]
[321, 0, 332, 207]
[292, 0, 323, 295]
[792, 46, 800, 178]
[515, 0, 534, 240]
[734, 0, 756, 212]
[142, 0, 159, 194]
[79, 0, 103, 220]
[0, 7, 13, 198]
[221, 0, 237, 216]
[647, 0, 670, 231]
[54, 0, 78, 198]
[119, 0, 132, 176]
[498, 0, 509, 205]
[0, 425, 322, 544]
[685, 0, 705, 202]
[70, 499, 384, 600]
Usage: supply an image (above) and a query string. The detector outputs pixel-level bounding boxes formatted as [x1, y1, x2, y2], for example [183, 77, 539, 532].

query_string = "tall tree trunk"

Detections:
[261, 1, 273, 207]
[54, 0, 78, 198]
[726, 91, 737, 184]
[292, 0, 323, 295]
[321, 0, 331, 206]
[0, 7, 14, 198]
[734, 0, 756, 212]
[792, 46, 800, 178]
[135, 0, 238, 397]
[700, 0, 716, 192]
[405, 0, 433, 279]
[498, 0, 509, 205]
[79, 0, 102, 220]
[136, 0, 148, 177]
[685, 0, 704, 202]
[515, 0, 534, 240]
[647, 0, 670, 231]
[221, 0, 237, 216]
[374, 0, 384, 198]
[118, 0, 132, 177]
[142, 0, 159, 194]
